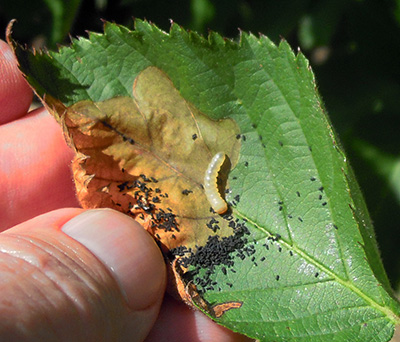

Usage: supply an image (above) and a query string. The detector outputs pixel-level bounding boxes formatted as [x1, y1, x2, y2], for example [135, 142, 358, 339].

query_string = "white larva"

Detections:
[204, 152, 228, 214]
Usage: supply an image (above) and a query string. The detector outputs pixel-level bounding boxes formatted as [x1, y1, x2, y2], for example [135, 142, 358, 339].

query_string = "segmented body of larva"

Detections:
[204, 152, 228, 214]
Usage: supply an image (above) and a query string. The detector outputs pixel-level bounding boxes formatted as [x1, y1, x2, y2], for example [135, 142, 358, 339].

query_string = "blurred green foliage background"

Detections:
[1, 0, 400, 294]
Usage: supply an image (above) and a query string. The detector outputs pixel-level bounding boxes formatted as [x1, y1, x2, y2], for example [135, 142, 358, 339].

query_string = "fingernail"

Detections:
[0, 40, 16, 63]
[62, 209, 166, 310]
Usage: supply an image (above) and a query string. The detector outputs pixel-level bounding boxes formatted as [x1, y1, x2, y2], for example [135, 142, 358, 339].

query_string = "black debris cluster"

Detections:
[116, 174, 180, 235]
[170, 218, 251, 293]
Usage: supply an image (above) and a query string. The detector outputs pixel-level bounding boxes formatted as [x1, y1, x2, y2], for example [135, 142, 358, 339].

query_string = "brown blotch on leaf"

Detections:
[212, 301, 243, 318]
[52, 66, 241, 255]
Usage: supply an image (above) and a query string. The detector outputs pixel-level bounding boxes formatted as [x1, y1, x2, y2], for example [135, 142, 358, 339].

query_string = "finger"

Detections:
[145, 295, 254, 342]
[0, 39, 33, 125]
[0, 107, 79, 231]
[1, 208, 166, 342]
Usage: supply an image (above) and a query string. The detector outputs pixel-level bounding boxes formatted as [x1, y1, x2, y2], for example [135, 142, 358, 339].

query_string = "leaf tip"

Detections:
[5, 19, 17, 49]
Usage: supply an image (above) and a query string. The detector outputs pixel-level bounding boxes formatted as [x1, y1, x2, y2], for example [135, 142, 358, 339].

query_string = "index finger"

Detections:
[0, 107, 80, 231]
[0, 39, 33, 125]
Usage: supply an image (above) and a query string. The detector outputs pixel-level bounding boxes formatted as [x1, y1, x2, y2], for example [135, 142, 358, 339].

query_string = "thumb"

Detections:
[0, 208, 166, 342]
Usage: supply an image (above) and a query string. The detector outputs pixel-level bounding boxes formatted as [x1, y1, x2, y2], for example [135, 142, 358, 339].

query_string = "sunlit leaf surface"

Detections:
[10, 19, 400, 341]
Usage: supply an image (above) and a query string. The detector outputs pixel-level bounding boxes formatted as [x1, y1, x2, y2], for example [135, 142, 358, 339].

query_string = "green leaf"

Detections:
[11, 20, 400, 341]
[298, 0, 346, 50]
[352, 138, 400, 209]
[190, 0, 215, 33]
[42, 0, 82, 45]
[2, 0, 81, 47]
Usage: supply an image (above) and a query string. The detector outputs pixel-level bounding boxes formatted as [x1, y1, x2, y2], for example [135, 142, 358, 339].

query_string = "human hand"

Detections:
[0, 39, 252, 341]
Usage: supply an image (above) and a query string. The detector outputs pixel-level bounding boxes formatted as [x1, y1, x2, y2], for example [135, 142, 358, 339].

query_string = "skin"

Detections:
[0, 39, 253, 342]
